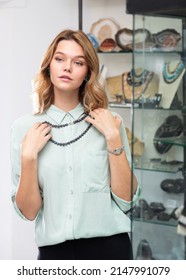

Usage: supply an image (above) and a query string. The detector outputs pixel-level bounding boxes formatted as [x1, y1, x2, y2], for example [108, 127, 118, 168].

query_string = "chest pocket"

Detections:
[81, 150, 110, 193]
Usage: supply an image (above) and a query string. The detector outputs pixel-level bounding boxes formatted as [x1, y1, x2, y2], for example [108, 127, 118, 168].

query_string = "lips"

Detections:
[59, 75, 72, 81]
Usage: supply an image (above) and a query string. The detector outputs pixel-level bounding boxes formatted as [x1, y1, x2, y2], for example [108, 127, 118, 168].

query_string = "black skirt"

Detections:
[37, 232, 133, 260]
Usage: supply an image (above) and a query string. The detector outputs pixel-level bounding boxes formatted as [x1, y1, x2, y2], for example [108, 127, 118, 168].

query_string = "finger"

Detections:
[89, 108, 105, 119]
[88, 111, 97, 119]
[32, 122, 42, 129]
[44, 133, 52, 141]
[41, 125, 52, 136]
[87, 110, 100, 120]
[85, 115, 95, 124]
[37, 122, 51, 131]
[92, 108, 101, 114]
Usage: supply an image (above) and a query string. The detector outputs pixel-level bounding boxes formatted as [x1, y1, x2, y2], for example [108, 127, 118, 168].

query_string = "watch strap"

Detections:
[107, 145, 124, 155]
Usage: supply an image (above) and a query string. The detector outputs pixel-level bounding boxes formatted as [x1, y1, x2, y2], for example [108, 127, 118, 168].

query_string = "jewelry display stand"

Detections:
[159, 60, 185, 108]
[106, 68, 159, 103]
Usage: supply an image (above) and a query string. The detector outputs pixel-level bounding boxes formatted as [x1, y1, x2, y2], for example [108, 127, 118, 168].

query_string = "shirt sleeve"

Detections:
[110, 112, 141, 212]
[10, 124, 30, 221]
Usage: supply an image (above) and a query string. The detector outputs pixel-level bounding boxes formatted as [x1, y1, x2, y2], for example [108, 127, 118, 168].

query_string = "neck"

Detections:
[53, 89, 80, 112]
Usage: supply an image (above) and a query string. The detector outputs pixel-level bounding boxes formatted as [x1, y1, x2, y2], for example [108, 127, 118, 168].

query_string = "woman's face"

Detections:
[49, 39, 88, 96]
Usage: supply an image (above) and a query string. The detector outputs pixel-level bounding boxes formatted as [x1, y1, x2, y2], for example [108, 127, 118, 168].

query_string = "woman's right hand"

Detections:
[21, 122, 52, 159]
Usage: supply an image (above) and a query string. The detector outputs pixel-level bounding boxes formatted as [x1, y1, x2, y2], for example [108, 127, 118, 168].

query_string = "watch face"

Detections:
[108, 146, 124, 155]
[115, 147, 123, 154]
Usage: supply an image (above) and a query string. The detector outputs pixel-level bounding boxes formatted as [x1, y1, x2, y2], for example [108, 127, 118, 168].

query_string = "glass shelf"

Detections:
[134, 157, 183, 173]
[132, 217, 178, 228]
[97, 50, 182, 54]
[154, 136, 186, 147]
[97, 50, 132, 54]
[109, 102, 139, 108]
[109, 102, 182, 110]
[133, 50, 183, 54]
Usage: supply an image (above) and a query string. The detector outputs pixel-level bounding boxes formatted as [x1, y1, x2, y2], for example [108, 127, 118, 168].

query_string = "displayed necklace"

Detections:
[43, 113, 92, 146]
[163, 61, 185, 84]
[122, 68, 154, 101]
[127, 68, 150, 86]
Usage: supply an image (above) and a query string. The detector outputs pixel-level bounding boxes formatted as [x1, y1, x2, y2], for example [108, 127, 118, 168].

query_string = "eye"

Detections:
[54, 56, 64, 62]
[74, 61, 84, 66]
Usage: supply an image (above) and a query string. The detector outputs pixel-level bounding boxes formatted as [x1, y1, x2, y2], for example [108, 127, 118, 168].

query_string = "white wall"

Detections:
[0, 0, 78, 260]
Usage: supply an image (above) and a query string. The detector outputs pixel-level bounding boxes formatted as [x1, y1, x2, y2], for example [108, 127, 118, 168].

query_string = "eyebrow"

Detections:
[54, 51, 86, 60]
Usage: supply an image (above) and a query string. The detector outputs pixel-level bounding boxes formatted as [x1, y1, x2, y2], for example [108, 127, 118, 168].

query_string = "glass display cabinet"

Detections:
[126, 0, 186, 260]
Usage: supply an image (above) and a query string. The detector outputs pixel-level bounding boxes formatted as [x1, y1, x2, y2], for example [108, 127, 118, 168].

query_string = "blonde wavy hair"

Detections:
[33, 29, 108, 114]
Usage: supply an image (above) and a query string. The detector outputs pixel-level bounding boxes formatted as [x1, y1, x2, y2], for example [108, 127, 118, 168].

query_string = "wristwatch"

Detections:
[107, 145, 124, 155]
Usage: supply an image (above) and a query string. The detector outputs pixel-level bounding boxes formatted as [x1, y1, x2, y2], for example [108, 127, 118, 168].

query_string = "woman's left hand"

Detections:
[85, 108, 122, 140]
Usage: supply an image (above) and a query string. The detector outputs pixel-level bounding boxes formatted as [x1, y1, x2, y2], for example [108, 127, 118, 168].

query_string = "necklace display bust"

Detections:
[159, 60, 185, 108]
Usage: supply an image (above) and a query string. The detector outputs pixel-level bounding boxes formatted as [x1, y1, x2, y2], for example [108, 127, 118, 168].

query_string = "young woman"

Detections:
[11, 29, 140, 260]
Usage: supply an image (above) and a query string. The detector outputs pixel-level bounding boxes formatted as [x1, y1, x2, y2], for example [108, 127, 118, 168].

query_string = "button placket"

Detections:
[65, 114, 75, 237]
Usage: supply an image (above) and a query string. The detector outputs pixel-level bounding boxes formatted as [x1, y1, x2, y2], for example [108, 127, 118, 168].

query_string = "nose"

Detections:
[63, 60, 72, 72]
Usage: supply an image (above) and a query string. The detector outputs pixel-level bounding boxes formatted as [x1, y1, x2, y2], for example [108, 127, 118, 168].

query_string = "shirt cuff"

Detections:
[111, 184, 141, 212]
[11, 194, 30, 221]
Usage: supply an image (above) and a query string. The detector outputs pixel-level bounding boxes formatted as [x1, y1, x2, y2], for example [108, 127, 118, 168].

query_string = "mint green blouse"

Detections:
[10, 103, 140, 247]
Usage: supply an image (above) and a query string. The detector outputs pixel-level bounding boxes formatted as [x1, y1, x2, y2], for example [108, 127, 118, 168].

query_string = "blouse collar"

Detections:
[45, 103, 85, 124]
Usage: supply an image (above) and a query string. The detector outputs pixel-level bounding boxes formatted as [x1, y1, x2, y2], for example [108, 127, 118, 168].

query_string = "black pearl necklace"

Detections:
[43, 113, 88, 128]
[43, 113, 92, 147]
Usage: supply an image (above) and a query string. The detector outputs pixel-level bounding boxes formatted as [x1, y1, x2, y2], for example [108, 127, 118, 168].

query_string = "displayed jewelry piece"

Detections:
[163, 61, 185, 84]
[126, 68, 150, 86]
[43, 113, 92, 146]
[122, 68, 154, 101]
